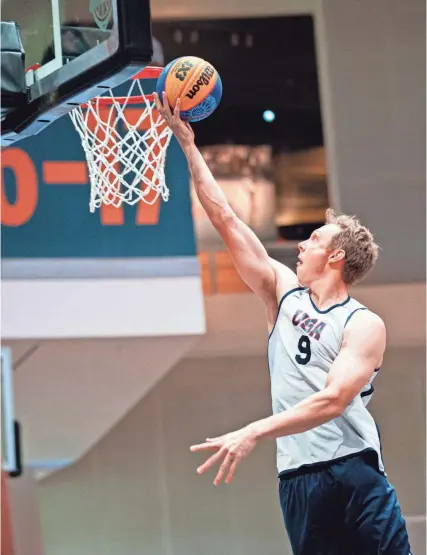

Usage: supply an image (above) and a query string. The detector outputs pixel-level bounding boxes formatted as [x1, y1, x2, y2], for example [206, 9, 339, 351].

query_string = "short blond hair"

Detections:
[325, 208, 379, 285]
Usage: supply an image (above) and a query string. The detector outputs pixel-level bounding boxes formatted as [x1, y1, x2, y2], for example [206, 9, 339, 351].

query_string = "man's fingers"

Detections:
[161, 91, 173, 118]
[190, 441, 220, 453]
[173, 97, 181, 119]
[225, 456, 239, 484]
[214, 452, 235, 486]
[197, 447, 226, 475]
[153, 92, 162, 112]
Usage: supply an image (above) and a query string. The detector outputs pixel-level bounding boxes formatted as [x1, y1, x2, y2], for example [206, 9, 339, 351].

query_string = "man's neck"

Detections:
[308, 276, 349, 311]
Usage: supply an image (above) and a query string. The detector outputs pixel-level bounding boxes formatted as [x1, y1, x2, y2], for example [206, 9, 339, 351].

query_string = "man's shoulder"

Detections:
[268, 257, 300, 302]
[347, 306, 385, 331]
[343, 309, 386, 353]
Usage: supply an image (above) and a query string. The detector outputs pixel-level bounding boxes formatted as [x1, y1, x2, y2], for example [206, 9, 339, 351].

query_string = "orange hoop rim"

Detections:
[90, 93, 156, 106]
[82, 65, 163, 107]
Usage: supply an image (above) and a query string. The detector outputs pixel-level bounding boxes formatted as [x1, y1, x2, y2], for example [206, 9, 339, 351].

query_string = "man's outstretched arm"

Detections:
[153, 94, 298, 315]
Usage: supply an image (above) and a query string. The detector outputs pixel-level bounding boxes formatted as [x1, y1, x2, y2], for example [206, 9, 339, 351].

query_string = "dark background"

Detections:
[152, 16, 324, 152]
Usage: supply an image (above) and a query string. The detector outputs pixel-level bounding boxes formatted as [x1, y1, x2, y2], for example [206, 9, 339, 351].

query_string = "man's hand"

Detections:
[153, 92, 195, 146]
[190, 425, 258, 485]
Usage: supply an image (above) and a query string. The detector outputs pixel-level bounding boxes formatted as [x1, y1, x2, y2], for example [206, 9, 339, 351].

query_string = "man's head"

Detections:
[296, 209, 379, 287]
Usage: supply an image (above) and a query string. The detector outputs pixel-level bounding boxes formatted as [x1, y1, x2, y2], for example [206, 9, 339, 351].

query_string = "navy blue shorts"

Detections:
[279, 452, 411, 555]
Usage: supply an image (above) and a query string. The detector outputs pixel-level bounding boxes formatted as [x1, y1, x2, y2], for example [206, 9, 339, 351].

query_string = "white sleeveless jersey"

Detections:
[268, 287, 384, 477]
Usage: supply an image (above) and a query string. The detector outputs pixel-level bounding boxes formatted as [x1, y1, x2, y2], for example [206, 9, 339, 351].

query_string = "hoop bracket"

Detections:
[131, 65, 163, 81]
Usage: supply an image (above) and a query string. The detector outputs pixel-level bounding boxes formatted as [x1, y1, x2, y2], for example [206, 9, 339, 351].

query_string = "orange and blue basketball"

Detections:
[156, 56, 222, 122]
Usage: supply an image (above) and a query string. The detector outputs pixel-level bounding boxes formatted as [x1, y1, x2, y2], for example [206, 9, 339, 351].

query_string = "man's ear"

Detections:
[328, 249, 345, 264]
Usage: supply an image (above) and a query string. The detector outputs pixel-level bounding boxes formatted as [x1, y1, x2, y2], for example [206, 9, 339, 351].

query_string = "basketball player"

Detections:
[154, 93, 411, 555]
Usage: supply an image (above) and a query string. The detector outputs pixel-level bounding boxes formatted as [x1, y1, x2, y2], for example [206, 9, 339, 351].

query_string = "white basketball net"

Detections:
[69, 78, 173, 212]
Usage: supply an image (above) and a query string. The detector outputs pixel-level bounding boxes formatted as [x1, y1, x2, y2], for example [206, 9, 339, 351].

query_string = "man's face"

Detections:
[296, 224, 342, 286]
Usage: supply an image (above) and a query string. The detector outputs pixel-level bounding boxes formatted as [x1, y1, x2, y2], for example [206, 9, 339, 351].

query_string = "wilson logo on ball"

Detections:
[175, 61, 194, 82]
[185, 66, 215, 99]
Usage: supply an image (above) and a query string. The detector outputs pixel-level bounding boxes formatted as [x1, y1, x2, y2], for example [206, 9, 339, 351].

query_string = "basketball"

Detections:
[156, 56, 222, 122]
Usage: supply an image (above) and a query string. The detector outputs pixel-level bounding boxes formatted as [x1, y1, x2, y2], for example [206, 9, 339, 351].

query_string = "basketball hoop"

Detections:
[69, 66, 172, 212]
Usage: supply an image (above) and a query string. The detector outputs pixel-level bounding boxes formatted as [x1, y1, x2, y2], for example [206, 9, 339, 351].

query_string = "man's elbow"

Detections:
[210, 205, 237, 231]
[324, 387, 349, 418]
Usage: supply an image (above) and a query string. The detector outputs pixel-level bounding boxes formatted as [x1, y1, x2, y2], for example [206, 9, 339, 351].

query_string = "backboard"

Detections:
[1, 0, 153, 146]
